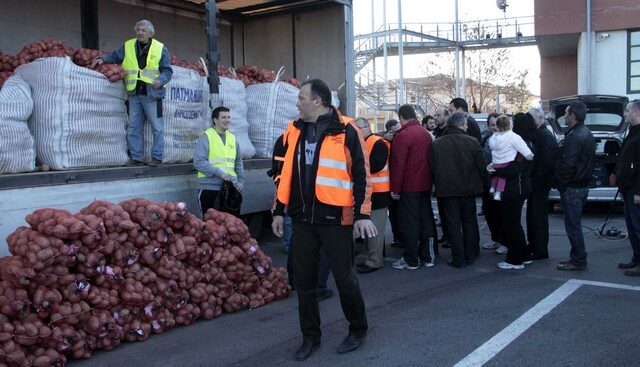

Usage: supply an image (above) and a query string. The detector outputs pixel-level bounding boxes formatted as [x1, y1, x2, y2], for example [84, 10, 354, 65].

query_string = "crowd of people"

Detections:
[195, 76, 639, 360]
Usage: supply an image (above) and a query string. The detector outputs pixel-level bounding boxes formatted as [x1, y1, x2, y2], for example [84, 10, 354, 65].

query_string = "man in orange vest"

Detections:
[354, 117, 390, 273]
[271, 79, 377, 361]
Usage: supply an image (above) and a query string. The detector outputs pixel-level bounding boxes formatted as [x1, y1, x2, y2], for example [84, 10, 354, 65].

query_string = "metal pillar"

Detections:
[344, 3, 356, 117]
[586, 0, 592, 93]
[205, 0, 220, 98]
[454, 0, 461, 97]
[397, 0, 405, 105]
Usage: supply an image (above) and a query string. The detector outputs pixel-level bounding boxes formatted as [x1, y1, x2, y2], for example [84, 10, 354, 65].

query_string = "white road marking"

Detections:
[454, 278, 640, 367]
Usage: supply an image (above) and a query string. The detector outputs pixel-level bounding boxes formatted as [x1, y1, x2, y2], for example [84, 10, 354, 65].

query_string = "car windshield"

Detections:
[556, 112, 624, 128]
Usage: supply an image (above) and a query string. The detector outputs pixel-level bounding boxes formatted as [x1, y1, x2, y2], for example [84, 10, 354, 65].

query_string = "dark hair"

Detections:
[449, 97, 469, 112]
[567, 101, 587, 123]
[398, 104, 417, 120]
[212, 106, 230, 121]
[488, 112, 501, 121]
[385, 119, 399, 132]
[302, 79, 332, 108]
[513, 112, 536, 142]
[447, 112, 467, 128]
[496, 115, 511, 130]
[421, 115, 434, 125]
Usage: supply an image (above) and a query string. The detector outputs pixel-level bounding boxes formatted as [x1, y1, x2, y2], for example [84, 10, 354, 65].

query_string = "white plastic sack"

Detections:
[15, 57, 129, 170]
[247, 69, 299, 158]
[0, 74, 36, 173]
[143, 66, 209, 163]
[214, 76, 255, 159]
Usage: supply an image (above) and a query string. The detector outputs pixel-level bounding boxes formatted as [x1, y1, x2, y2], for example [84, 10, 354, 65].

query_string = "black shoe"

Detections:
[528, 253, 549, 261]
[316, 288, 334, 302]
[437, 237, 447, 244]
[356, 264, 380, 274]
[441, 242, 451, 249]
[624, 265, 640, 276]
[127, 159, 146, 166]
[390, 241, 404, 248]
[446, 260, 465, 268]
[294, 340, 321, 361]
[556, 262, 586, 271]
[618, 261, 638, 270]
[336, 334, 366, 354]
[149, 158, 163, 167]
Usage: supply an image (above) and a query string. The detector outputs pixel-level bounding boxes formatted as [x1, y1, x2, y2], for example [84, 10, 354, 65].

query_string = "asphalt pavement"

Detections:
[72, 201, 639, 367]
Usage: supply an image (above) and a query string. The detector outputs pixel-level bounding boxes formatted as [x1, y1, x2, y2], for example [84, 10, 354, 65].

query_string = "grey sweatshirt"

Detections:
[193, 131, 245, 191]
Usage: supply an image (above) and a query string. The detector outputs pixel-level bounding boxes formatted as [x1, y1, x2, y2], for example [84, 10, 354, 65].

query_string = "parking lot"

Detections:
[73, 202, 639, 367]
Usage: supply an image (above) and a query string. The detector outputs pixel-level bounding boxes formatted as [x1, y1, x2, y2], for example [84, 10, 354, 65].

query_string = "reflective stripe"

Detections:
[140, 69, 159, 79]
[125, 80, 137, 85]
[380, 164, 389, 171]
[274, 156, 285, 162]
[371, 176, 390, 183]
[316, 176, 353, 190]
[209, 158, 235, 164]
[125, 70, 138, 75]
[319, 158, 347, 170]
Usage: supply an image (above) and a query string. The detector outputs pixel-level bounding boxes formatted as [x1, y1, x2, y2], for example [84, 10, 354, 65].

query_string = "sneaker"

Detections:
[523, 260, 533, 265]
[497, 261, 525, 270]
[392, 257, 419, 270]
[493, 192, 502, 201]
[495, 245, 508, 255]
[482, 241, 500, 250]
[556, 262, 586, 271]
[419, 258, 435, 268]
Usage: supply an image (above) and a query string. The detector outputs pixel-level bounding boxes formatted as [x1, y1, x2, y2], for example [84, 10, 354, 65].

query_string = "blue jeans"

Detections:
[622, 187, 640, 263]
[560, 187, 589, 266]
[282, 215, 293, 253]
[128, 94, 164, 161]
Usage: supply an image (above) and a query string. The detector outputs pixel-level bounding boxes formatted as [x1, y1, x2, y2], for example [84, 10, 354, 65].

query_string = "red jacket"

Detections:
[390, 120, 433, 192]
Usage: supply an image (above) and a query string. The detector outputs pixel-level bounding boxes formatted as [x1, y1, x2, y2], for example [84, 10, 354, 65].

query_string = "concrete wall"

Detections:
[577, 30, 640, 99]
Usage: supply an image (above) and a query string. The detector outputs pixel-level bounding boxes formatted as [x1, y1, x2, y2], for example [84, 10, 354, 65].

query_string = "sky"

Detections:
[352, 0, 540, 95]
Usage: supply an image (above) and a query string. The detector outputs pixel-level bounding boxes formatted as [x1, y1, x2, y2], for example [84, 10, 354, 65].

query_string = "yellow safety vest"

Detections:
[197, 128, 237, 178]
[122, 38, 164, 92]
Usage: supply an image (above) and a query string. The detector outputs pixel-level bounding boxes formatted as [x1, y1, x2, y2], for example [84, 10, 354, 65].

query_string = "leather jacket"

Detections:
[555, 122, 595, 192]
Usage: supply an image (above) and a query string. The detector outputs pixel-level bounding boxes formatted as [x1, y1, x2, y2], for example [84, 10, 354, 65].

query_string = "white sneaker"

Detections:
[493, 192, 502, 201]
[423, 260, 435, 268]
[495, 245, 508, 255]
[482, 241, 501, 250]
[497, 261, 525, 270]
[392, 257, 419, 270]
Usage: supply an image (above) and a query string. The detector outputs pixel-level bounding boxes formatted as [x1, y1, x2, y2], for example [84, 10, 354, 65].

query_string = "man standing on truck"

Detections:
[616, 100, 640, 276]
[271, 79, 376, 361]
[193, 106, 244, 217]
[556, 102, 595, 271]
[92, 19, 173, 166]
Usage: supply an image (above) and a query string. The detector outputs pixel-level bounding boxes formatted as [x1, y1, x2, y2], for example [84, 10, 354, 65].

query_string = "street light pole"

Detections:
[454, 0, 460, 97]
[398, 0, 405, 104]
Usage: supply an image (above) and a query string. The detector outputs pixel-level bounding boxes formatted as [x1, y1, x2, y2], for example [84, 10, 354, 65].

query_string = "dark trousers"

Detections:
[622, 187, 640, 263]
[286, 230, 331, 290]
[560, 187, 588, 266]
[427, 198, 440, 257]
[440, 196, 480, 266]
[482, 190, 503, 244]
[500, 194, 527, 265]
[526, 181, 551, 257]
[437, 197, 449, 241]
[398, 191, 433, 267]
[388, 199, 402, 244]
[291, 221, 367, 342]
[199, 189, 219, 218]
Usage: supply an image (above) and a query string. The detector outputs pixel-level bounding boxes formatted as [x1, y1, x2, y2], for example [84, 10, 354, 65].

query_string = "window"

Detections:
[629, 29, 640, 93]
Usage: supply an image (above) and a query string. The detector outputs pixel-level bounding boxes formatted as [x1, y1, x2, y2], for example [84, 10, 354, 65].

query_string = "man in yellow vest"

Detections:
[92, 19, 173, 166]
[271, 79, 377, 361]
[193, 106, 245, 217]
[354, 117, 390, 274]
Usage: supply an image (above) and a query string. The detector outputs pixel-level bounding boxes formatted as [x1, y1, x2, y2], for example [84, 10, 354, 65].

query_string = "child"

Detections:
[487, 115, 534, 200]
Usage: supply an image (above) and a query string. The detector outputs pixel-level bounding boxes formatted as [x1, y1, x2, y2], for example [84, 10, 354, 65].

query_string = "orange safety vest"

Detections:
[364, 135, 390, 193]
[277, 114, 359, 207]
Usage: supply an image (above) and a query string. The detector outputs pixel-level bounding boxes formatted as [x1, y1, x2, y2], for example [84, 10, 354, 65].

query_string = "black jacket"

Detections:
[555, 122, 595, 191]
[494, 153, 533, 197]
[531, 124, 559, 188]
[430, 127, 486, 198]
[466, 115, 483, 146]
[365, 135, 391, 210]
[616, 124, 640, 194]
[273, 109, 371, 225]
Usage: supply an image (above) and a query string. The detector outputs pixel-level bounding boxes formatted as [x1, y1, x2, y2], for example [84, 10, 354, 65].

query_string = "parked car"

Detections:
[470, 113, 489, 132]
[548, 95, 628, 208]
